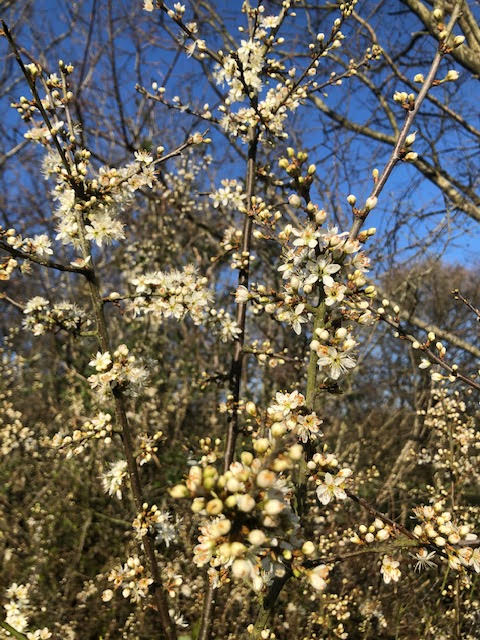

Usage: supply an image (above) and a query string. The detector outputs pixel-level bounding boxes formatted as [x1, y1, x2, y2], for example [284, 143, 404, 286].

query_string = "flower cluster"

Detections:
[104, 555, 153, 603]
[209, 179, 246, 210]
[50, 412, 113, 457]
[101, 460, 128, 500]
[137, 431, 163, 466]
[2, 583, 51, 639]
[0, 224, 53, 271]
[168, 391, 342, 592]
[88, 344, 148, 396]
[22, 296, 90, 336]
[51, 149, 156, 249]
[127, 264, 241, 341]
[0, 394, 35, 457]
[411, 505, 479, 572]
[232, 148, 376, 383]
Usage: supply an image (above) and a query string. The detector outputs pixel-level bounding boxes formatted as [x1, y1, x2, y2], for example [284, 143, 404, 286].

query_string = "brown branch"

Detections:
[348, 2, 463, 239]
[0, 238, 91, 275]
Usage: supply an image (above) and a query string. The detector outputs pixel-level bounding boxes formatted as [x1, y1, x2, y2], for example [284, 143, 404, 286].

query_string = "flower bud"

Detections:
[244, 402, 257, 418]
[271, 422, 287, 438]
[191, 498, 205, 513]
[264, 499, 284, 515]
[405, 131, 416, 146]
[445, 69, 459, 81]
[232, 558, 251, 579]
[254, 438, 270, 454]
[347, 194, 356, 205]
[256, 470, 275, 488]
[237, 494, 256, 512]
[376, 528, 390, 541]
[206, 498, 223, 515]
[170, 484, 189, 498]
[225, 495, 237, 509]
[248, 529, 267, 546]
[302, 541, 315, 555]
[365, 196, 378, 211]
[288, 193, 302, 208]
[216, 519, 232, 536]
[288, 444, 303, 460]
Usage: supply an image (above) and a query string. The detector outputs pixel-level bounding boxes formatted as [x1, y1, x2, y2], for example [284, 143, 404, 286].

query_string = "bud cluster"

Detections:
[169, 390, 333, 592]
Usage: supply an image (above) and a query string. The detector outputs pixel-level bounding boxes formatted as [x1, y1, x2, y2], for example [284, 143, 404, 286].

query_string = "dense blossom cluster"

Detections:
[1, 583, 51, 639]
[127, 265, 241, 341]
[44, 146, 156, 249]
[0, 393, 34, 457]
[169, 391, 352, 593]
[22, 296, 90, 336]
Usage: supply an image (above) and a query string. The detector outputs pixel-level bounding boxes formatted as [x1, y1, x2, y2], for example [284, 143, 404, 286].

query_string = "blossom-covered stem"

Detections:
[197, 580, 216, 640]
[224, 125, 259, 472]
[251, 571, 291, 639]
[373, 307, 480, 392]
[344, 489, 471, 571]
[2, 21, 71, 175]
[3, 30, 177, 639]
[0, 621, 28, 640]
[252, 299, 327, 638]
[348, 2, 461, 241]
[197, 125, 259, 640]
[0, 238, 90, 275]
[73, 210, 177, 640]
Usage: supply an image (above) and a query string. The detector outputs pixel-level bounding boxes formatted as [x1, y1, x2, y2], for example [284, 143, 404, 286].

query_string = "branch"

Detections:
[347, 2, 463, 239]
[0, 238, 90, 275]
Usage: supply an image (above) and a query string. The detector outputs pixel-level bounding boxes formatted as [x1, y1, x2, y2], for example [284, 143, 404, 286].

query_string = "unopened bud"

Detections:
[288, 193, 302, 208]
[405, 131, 416, 146]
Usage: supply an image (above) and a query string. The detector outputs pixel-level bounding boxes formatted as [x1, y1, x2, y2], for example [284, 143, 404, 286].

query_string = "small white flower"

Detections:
[89, 351, 112, 372]
[316, 472, 347, 505]
[380, 555, 401, 584]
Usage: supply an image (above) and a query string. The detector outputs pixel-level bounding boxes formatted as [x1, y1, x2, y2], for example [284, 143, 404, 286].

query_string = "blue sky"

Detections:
[1, 0, 479, 271]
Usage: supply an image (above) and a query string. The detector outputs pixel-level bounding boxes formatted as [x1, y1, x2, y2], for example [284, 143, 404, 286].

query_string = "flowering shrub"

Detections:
[1, 1, 479, 640]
